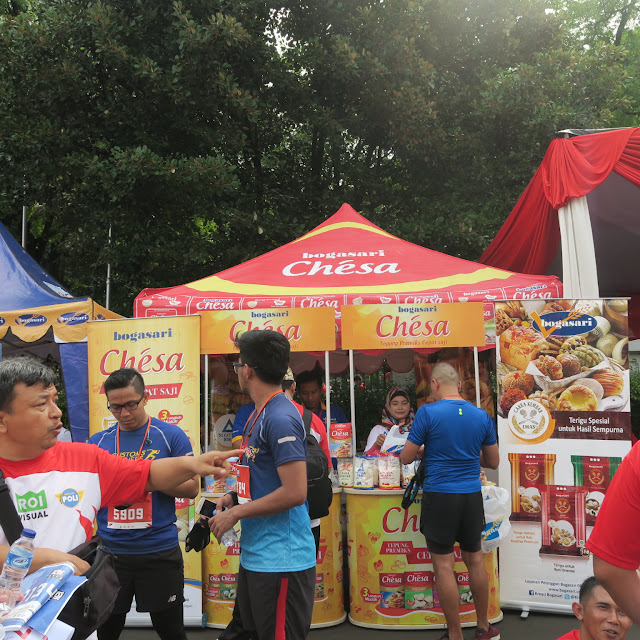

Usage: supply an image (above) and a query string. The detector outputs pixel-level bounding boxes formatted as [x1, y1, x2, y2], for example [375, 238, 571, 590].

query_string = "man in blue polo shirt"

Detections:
[89, 368, 198, 640]
[209, 330, 316, 640]
[401, 362, 500, 640]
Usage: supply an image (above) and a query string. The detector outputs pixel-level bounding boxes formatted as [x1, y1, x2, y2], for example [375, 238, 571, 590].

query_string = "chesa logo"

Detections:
[56, 488, 85, 508]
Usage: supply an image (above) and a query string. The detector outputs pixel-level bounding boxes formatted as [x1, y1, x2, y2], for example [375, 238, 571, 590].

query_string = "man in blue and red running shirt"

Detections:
[209, 330, 316, 640]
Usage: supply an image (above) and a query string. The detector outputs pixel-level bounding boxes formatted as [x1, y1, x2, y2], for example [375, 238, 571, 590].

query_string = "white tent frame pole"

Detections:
[21, 205, 27, 249]
[324, 351, 331, 431]
[349, 349, 356, 453]
[204, 355, 209, 452]
[105, 225, 112, 310]
[473, 347, 481, 409]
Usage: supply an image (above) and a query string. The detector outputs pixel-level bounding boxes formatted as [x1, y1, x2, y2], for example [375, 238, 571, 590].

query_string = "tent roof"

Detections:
[0, 219, 120, 343]
[0, 218, 87, 311]
[479, 127, 640, 334]
[135, 203, 561, 316]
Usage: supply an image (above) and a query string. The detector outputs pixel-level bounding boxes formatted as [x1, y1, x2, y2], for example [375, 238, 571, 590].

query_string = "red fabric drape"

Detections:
[480, 128, 640, 274]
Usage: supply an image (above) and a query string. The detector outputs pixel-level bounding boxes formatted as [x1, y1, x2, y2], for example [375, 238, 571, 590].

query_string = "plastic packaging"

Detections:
[0, 528, 36, 613]
[209, 507, 238, 548]
[220, 528, 238, 548]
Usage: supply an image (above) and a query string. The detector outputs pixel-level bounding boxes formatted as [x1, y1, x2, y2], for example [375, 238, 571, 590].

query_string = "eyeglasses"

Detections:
[107, 396, 145, 414]
[233, 362, 258, 373]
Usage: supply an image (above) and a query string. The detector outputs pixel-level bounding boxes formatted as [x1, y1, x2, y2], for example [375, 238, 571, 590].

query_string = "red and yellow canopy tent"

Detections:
[136, 203, 561, 431]
[135, 203, 561, 320]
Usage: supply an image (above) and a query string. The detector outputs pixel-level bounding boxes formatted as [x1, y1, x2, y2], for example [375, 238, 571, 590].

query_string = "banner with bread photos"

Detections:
[495, 299, 631, 614]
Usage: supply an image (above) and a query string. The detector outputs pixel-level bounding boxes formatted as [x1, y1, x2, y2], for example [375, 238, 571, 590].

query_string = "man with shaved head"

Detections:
[401, 362, 500, 640]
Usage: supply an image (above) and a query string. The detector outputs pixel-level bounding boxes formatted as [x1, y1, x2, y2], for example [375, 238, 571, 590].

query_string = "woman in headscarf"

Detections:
[364, 387, 415, 456]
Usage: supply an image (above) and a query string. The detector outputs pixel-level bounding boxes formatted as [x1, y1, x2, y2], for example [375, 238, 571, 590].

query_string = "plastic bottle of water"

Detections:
[0, 528, 36, 613]
[209, 508, 237, 547]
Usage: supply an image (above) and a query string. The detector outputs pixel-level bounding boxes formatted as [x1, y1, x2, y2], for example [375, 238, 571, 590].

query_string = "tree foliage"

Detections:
[0, 0, 637, 314]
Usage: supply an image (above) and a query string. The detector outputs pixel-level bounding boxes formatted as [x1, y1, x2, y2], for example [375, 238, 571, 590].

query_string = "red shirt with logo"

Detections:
[0, 442, 151, 552]
[586, 441, 640, 570]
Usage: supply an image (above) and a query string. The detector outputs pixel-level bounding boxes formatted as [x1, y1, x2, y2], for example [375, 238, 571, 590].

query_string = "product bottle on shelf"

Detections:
[0, 528, 36, 613]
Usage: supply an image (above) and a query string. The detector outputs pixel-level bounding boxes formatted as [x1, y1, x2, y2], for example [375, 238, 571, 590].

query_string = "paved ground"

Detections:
[118, 609, 640, 639]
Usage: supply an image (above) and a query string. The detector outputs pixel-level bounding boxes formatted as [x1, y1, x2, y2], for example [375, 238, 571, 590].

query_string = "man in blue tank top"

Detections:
[401, 362, 500, 640]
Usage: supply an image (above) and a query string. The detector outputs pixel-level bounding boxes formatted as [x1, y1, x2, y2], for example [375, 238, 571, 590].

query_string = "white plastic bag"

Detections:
[381, 425, 409, 454]
[481, 485, 511, 553]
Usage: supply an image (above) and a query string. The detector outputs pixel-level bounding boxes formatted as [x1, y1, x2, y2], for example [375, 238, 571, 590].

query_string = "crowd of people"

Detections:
[0, 330, 637, 640]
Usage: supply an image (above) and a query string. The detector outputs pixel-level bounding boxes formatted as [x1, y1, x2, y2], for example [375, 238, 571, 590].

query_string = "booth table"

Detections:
[202, 488, 345, 629]
[345, 488, 502, 629]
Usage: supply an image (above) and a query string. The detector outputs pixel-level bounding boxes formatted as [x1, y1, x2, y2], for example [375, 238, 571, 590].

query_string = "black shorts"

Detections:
[420, 491, 484, 554]
[111, 545, 185, 614]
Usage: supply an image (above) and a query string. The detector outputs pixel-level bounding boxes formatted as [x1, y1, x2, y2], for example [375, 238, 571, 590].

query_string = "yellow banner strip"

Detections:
[187, 266, 513, 295]
[291, 221, 395, 243]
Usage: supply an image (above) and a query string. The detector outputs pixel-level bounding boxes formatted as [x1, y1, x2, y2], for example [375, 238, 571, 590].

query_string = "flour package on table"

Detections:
[353, 455, 377, 489]
[480, 485, 511, 553]
[378, 454, 401, 490]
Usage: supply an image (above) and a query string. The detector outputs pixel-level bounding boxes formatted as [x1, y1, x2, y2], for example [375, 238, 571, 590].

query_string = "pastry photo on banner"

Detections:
[497, 299, 629, 437]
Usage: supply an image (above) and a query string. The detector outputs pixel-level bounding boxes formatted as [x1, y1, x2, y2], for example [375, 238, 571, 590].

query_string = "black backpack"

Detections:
[302, 409, 333, 520]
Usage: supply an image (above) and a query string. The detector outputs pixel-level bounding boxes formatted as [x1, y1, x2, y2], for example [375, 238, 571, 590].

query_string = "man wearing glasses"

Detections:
[210, 330, 316, 640]
[88, 368, 197, 640]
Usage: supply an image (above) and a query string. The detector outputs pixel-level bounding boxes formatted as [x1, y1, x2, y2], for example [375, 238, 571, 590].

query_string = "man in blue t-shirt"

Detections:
[88, 368, 198, 640]
[209, 330, 316, 640]
[401, 362, 500, 640]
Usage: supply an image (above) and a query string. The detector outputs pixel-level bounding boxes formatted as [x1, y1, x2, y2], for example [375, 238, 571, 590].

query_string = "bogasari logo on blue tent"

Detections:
[57, 312, 89, 325]
[15, 314, 47, 327]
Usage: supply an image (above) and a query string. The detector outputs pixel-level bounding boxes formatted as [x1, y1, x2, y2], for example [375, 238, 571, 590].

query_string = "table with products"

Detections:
[344, 487, 502, 629]
[201, 488, 346, 629]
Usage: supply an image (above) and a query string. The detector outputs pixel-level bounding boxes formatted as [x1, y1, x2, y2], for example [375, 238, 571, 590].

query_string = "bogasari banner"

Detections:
[495, 299, 631, 612]
[87, 315, 202, 626]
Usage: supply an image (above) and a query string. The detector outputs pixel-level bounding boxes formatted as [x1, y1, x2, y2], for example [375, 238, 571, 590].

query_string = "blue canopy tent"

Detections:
[0, 219, 120, 441]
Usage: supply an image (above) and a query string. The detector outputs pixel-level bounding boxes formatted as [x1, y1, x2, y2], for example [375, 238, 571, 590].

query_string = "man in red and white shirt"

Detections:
[555, 576, 631, 640]
[0, 356, 237, 574]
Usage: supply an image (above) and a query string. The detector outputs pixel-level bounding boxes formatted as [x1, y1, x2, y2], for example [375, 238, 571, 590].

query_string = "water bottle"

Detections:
[210, 508, 237, 547]
[0, 528, 36, 613]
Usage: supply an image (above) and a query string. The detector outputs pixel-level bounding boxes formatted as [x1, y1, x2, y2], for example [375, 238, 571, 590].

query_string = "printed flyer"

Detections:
[496, 299, 631, 613]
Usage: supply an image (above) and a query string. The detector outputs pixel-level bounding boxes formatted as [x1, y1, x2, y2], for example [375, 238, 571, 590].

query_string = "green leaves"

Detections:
[0, 0, 638, 314]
